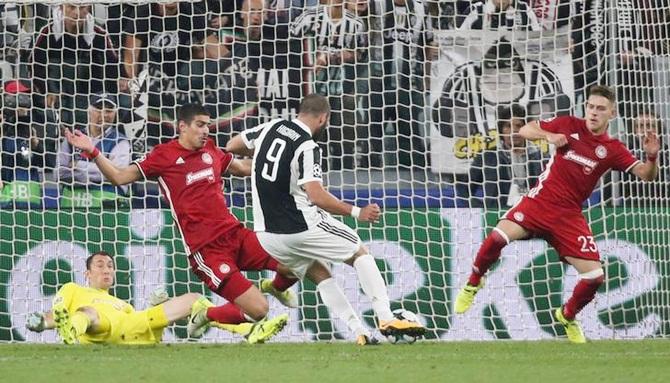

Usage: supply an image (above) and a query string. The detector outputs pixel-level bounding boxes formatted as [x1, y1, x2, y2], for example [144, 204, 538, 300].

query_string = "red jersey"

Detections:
[134, 138, 242, 253]
[528, 116, 640, 209]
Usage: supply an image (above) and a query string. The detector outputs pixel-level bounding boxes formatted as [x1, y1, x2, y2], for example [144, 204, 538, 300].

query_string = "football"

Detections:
[385, 309, 422, 344]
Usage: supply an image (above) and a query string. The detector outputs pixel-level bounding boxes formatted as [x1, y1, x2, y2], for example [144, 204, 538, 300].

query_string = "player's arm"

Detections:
[630, 131, 660, 181]
[519, 121, 568, 147]
[64, 129, 142, 186]
[225, 134, 254, 157]
[226, 158, 252, 177]
[303, 181, 380, 223]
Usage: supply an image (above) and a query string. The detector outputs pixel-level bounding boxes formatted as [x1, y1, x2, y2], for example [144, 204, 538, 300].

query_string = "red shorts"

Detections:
[188, 225, 278, 302]
[502, 197, 600, 262]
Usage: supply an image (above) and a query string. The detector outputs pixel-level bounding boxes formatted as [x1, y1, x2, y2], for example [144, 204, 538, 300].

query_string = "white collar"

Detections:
[51, 6, 97, 46]
[292, 118, 313, 136]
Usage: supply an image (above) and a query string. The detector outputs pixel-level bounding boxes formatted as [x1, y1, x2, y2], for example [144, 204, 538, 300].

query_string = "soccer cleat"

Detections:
[245, 314, 289, 344]
[379, 318, 426, 338]
[454, 278, 485, 314]
[52, 303, 77, 345]
[554, 307, 586, 344]
[187, 296, 214, 338]
[260, 279, 299, 308]
[356, 334, 380, 346]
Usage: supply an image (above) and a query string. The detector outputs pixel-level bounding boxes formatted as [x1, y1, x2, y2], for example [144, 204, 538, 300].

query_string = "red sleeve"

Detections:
[220, 150, 233, 174]
[539, 115, 579, 135]
[134, 145, 168, 179]
[611, 141, 641, 173]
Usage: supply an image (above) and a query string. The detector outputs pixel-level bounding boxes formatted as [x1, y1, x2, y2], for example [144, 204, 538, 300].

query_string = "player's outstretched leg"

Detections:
[245, 314, 289, 344]
[259, 278, 298, 308]
[187, 296, 214, 338]
[350, 251, 425, 339]
[455, 227, 509, 314]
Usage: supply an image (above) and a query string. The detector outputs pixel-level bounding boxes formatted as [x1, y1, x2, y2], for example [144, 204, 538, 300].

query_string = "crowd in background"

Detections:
[0, 0, 668, 209]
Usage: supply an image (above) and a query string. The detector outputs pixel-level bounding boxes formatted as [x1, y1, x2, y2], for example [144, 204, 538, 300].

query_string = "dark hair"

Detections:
[86, 251, 114, 270]
[497, 104, 526, 133]
[299, 94, 330, 116]
[177, 103, 210, 124]
[587, 85, 616, 104]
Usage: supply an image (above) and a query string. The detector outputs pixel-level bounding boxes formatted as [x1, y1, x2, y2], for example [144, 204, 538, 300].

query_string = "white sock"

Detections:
[317, 278, 368, 337]
[353, 254, 394, 322]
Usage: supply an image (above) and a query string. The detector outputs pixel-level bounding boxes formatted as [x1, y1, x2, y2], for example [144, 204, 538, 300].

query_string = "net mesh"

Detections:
[0, 0, 668, 343]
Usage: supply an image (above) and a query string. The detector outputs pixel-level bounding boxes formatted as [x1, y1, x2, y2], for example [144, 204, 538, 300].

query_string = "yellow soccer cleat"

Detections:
[356, 334, 380, 346]
[454, 279, 485, 314]
[187, 296, 214, 338]
[52, 300, 77, 345]
[260, 279, 298, 308]
[245, 314, 289, 344]
[379, 318, 426, 338]
[554, 307, 586, 344]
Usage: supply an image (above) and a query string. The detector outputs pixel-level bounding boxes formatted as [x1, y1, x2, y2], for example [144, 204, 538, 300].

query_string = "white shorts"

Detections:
[257, 214, 361, 279]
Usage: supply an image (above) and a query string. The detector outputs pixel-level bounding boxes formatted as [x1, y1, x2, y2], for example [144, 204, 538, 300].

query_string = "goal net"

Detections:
[0, 0, 668, 343]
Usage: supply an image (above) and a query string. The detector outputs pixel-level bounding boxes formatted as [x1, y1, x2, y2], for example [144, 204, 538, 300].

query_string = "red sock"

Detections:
[468, 230, 508, 286]
[272, 273, 298, 291]
[206, 303, 246, 324]
[563, 275, 604, 320]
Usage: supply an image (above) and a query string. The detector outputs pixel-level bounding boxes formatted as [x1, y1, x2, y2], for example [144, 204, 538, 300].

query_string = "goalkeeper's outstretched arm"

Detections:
[64, 128, 142, 186]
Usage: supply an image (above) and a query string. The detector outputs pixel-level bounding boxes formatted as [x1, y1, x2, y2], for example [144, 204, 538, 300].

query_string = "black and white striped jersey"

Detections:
[242, 118, 323, 234]
[290, 5, 367, 53]
[458, 0, 541, 31]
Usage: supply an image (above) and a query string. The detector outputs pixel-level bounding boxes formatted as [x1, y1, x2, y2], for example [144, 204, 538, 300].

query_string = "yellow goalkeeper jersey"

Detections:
[54, 282, 135, 344]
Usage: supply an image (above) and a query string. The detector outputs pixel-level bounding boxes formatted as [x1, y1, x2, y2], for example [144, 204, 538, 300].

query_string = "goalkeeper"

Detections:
[25, 251, 288, 345]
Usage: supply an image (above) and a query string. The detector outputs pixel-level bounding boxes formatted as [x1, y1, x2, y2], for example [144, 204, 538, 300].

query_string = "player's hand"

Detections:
[358, 203, 381, 223]
[64, 128, 95, 153]
[26, 312, 46, 333]
[547, 133, 568, 147]
[642, 130, 660, 158]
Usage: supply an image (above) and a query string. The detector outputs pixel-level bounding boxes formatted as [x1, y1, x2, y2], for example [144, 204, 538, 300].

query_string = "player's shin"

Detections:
[563, 268, 605, 320]
[317, 278, 370, 338]
[468, 228, 508, 286]
[352, 254, 394, 322]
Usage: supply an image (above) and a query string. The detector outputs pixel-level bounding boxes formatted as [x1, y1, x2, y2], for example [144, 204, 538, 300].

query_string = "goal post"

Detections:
[0, 0, 668, 343]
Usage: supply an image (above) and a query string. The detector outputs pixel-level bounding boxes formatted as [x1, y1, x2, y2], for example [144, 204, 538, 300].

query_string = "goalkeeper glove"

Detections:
[148, 287, 170, 306]
[26, 312, 46, 333]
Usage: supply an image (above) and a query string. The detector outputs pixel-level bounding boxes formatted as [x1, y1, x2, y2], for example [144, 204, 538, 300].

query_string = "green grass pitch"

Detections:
[1, 340, 668, 383]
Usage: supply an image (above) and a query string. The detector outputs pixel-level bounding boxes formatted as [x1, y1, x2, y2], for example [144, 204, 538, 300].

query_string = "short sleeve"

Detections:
[539, 115, 577, 134]
[241, 120, 276, 149]
[134, 145, 168, 179]
[296, 141, 322, 186]
[219, 149, 233, 173]
[290, 8, 314, 36]
[611, 141, 641, 173]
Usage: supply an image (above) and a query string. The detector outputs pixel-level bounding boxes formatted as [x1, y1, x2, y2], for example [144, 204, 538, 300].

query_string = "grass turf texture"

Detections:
[0, 340, 667, 383]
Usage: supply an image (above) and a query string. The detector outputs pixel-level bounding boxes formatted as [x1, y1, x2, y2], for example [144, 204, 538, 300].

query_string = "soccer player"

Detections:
[225, 94, 426, 345]
[64, 103, 298, 337]
[25, 251, 287, 344]
[454, 85, 661, 343]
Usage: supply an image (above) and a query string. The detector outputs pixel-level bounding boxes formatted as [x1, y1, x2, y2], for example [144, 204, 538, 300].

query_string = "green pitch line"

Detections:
[0, 340, 668, 383]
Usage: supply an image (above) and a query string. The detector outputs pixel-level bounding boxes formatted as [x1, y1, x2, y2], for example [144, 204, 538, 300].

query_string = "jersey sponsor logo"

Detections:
[513, 212, 524, 222]
[218, 263, 230, 274]
[595, 145, 608, 159]
[186, 167, 215, 185]
[176, 157, 185, 165]
[201, 153, 213, 164]
[564, 150, 598, 174]
[313, 163, 322, 178]
[276, 125, 301, 141]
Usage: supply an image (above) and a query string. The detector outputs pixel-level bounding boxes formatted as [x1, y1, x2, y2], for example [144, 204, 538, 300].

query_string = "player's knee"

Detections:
[580, 268, 605, 285]
[345, 245, 369, 266]
[245, 301, 269, 321]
